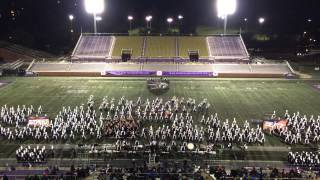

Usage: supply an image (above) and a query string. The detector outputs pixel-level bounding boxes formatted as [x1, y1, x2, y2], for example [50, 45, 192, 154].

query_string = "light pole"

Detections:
[217, 0, 237, 35]
[128, 15, 133, 31]
[84, 0, 104, 34]
[167, 17, 173, 29]
[96, 16, 102, 32]
[258, 17, 266, 40]
[69, 14, 74, 33]
[244, 18, 248, 32]
[145, 15, 152, 29]
[177, 15, 183, 34]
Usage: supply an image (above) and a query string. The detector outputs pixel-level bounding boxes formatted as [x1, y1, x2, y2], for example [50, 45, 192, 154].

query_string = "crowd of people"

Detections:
[270, 110, 320, 145]
[96, 164, 316, 179]
[0, 96, 265, 155]
[1, 163, 318, 180]
[16, 145, 47, 163]
[288, 151, 320, 167]
[1, 96, 320, 170]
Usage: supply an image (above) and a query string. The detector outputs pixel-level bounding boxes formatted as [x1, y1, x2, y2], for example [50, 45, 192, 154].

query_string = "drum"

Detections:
[187, 143, 194, 150]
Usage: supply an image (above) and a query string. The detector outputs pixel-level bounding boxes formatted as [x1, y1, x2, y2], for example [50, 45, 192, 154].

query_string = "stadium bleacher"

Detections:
[31, 34, 296, 77]
[144, 36, 176, 58]
[72, 35, 115, 60]
[71, 35, 251, 63]
[0, 60, 24, 71]
[207, 35, 249, 62]
[111, 36, 144, 58]
[0, 41, 55, 62]
[178, 36, 208, 58]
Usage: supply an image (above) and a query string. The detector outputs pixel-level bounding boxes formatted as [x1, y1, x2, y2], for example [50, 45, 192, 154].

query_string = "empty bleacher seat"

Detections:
[111, 36, 143, 58]
[145, 37, 176, 58]
[73, 36, 115, 60]
[207, 36, 248, 58]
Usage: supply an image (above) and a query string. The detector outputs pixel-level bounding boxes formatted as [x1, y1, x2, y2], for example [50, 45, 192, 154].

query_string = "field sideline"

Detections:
[0, 77, 320, 160]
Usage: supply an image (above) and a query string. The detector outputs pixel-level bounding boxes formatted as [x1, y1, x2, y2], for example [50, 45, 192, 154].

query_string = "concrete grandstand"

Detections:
[70, 34, 249, 62]
[28, 34, 294, 78]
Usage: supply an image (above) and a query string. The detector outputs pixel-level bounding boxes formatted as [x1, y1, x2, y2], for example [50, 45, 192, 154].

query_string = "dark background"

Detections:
[0, 0, 319, 54]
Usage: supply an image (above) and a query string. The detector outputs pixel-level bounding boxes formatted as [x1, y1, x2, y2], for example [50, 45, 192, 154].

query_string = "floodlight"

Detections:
[307, 18, 312, 23]
[145, 15, 153, 29]
[84, 0, 104, 33]
[217, 0, 236, 18]
[96, 16, 102, 21]
[128, 15, 133, 21]
[127, 15, 133, 30]
[259, 17, 265, 24]
[84, 0, 104, 14]
[146, 15, 152, 22]
[178, 15, 184, 20]
[167, 17, 173, 23]
[217, 0, 236, 35]
[69, 14, 74, 21]
[244, 18, 247, 22]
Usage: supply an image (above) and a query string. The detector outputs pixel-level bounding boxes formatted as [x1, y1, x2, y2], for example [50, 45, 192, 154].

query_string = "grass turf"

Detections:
[1, 77, 319, 119]
[0, 77, 320, 160]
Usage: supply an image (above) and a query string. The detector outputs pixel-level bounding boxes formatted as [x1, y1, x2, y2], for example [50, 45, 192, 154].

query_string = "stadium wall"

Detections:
[218, 73, 285, 78]
[36, 72, 101, 77]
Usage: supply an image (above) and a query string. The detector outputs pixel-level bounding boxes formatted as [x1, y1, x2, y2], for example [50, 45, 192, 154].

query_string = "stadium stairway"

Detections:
[142, 37, 147, 57]
[175, 37, 179, 57]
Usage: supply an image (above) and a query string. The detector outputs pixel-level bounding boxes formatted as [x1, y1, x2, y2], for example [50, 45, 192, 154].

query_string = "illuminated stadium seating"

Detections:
[0, 41, 55, 61]
[144, 36, 176, 58]
[206, 35, 249, 62]
[111, 36, 144, 58]
[178, 36, 208, 58]
[72, 35, 115, 60]
[71, 34, 251, 62]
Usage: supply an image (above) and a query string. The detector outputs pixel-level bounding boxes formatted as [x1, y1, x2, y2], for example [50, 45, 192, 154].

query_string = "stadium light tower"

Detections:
[84, 0, 104, 34]
[167, 17, 173, 29]
[145, 15, 153, 29]
[217, 0, 237, 35]
[68, 15, 74, 33]
[177, 15, 184, 34]
[243, 18, 248, 32]
[128, 15, 133, 30]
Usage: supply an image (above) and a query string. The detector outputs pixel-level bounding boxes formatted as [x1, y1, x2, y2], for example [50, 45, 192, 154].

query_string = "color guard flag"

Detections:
[263, 119, 288, 130]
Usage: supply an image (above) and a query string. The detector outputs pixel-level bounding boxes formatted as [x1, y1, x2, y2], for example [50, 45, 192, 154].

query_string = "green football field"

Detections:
[1, 77, 319, 119]
[0, 77, 320, 161]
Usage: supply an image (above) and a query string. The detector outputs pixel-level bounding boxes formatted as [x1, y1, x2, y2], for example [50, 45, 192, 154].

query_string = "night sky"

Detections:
[0, 0, 319, 52]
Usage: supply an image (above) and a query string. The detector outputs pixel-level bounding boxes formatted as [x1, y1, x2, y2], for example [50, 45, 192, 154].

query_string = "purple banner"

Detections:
[106, 71, 156, 76]
[105, 71, 217, 77]
[162, 72, 216, 77]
